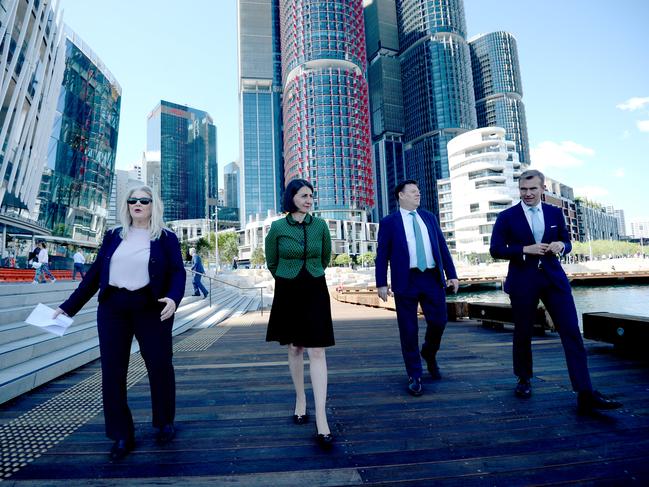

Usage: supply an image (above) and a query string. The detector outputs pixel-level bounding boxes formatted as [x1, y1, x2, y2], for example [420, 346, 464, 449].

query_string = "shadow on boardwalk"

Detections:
[1, 299, 649, 485]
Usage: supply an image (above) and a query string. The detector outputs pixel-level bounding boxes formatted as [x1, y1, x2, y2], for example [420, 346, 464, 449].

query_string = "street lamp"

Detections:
[212, 208, 219, 272]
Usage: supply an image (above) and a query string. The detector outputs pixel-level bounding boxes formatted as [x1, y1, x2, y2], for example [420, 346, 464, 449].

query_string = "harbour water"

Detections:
[449, 283, 649, 329]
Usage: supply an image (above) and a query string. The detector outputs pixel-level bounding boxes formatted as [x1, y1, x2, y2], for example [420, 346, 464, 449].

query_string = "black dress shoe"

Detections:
[577, 390, 622, 414]
[407, 377, 423, 397]
[293, 413, 309, 425]
[514, 378, 531, 398]
[155, 423, 176, 444]
[192, 293, 201, 296]
[109, 437, 135, 461]
[315, 432, 334, 449]
[425, 356, 442, 380]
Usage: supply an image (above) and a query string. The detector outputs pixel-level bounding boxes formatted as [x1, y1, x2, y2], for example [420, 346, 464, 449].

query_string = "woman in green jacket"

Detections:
[265, 179, 334, 449]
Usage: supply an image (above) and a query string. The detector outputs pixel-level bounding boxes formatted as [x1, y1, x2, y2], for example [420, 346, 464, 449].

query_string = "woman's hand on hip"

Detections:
[158, 297, 176, 321]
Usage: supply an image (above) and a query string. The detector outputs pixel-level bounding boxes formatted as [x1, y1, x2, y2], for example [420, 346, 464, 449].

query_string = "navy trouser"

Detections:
[509, 269, 592, 392]
[72, 263, 85, 280]
[192, 273, 208, 297]
[393, 268, 447, 379]
[97, 286, 175, 440]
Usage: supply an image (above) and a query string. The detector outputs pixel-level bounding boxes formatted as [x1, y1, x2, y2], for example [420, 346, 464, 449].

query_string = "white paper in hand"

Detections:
[25, 303, 73, 336]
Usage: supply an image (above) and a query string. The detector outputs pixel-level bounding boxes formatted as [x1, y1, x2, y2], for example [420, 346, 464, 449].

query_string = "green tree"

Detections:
[359, 251, 376, 267]
[217, 231, 239, 264]
[250, 247, 266, 267]
[334, 253, 351, 267]
[194, 237, 211, 256]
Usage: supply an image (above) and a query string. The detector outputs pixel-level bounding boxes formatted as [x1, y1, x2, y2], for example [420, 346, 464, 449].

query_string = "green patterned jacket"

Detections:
[264, 213, 332, 279]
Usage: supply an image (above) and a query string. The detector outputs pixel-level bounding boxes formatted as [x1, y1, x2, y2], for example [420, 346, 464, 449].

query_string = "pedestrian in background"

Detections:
[189, 247, 209, 298]
[72, 247, 86, 280]
[32, 242, 56, 284]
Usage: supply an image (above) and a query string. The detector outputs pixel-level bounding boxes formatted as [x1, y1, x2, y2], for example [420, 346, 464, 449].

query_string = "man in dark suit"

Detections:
[490, 169, 621, 413]
[376, 180, 459, 396]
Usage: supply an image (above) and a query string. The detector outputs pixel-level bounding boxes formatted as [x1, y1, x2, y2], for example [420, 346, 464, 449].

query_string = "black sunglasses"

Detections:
[127, 197, 152, 205]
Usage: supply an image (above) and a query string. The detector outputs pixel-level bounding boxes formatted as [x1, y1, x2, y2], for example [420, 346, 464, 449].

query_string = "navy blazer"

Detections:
[490, 202, 572, 295]
[60, 227, 186, 317]
[375, 208, 457, 295]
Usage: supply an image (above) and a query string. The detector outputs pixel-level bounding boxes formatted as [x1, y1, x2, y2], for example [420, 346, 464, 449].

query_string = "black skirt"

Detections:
[266, 267, 335, 347]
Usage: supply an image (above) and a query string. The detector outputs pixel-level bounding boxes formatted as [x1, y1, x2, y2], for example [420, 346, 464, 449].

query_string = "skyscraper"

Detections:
[146, 100, 217, 222]
[237, 0, 284, 223]
[280, 0, 374, 220]
[38, 29, 121, 241]
[364, 0, 406, 219]
[0, 0, 65, 228]
[469, 31, 530, 165]
[224, 161, 240, 209]
[397, 0, 477, 214]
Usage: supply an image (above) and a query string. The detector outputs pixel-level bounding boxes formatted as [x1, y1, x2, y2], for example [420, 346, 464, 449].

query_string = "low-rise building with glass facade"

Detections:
[469, 31, 530, 165]
[37, 29, 121, 242]
[146, 100, 217, 222]
[576, 198, 620, 242]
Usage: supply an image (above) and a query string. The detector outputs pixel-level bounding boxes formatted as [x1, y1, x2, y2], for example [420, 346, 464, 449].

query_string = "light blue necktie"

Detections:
[529, 206, 544, 243]
[409, 211, 428, 271]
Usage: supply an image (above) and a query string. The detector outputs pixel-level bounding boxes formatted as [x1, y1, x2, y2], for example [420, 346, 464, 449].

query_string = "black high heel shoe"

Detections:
[293, 413, 309, 425]
[315, 425, 334, 449]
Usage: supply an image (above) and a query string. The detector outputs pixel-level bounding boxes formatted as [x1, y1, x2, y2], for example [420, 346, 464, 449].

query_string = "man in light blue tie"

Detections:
[375, 180, 459, 396]
[490, 169, 621, 413]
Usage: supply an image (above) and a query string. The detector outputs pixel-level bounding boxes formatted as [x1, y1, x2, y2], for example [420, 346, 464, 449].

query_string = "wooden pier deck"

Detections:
[1, 299, 648, 485]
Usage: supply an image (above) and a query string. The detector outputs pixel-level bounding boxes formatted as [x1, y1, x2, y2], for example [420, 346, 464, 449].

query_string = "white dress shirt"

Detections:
[399, 207, 435, 269]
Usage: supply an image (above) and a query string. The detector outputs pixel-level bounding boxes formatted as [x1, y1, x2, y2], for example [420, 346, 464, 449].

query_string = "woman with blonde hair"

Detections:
[54, 185, 186, 461]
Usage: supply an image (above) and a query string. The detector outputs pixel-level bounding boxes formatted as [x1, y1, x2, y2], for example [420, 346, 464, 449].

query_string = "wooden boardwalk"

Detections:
[1, 299, 649, 485]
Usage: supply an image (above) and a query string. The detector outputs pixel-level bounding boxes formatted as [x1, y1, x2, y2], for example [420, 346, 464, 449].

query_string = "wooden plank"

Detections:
[2, 299, 648, 484]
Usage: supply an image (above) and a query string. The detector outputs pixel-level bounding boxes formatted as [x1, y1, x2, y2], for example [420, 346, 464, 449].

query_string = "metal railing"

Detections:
[186, 269, 265, 315]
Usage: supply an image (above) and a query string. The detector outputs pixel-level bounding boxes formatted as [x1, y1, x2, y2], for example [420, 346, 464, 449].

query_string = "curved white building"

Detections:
[448, 127, 522, 256]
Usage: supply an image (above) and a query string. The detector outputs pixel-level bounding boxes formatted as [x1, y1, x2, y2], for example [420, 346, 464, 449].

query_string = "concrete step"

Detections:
[0, 321, 97, 369]
[0, 294, 208, 405]
[0, 307, 96, 345]
[0, 296, 99, 327]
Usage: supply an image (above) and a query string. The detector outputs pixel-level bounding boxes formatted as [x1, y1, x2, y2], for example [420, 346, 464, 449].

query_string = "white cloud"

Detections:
[637, 120, 649, 132]
[613, 168, 625, 178]
[616, 97, 649, 111]
[574, 186, 610, 199]
[530, 141, 595, 170]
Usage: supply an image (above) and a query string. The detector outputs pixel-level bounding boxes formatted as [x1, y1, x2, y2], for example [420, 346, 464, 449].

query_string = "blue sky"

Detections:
[61, 0, 647, 228]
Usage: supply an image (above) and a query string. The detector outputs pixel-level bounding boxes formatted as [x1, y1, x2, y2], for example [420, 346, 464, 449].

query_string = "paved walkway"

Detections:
[1, 299, 648, 485]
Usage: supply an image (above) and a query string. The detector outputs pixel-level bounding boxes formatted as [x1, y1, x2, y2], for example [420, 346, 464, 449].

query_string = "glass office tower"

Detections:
[469, 31, 530, 165]
[397, 0, 476, 214]
[365, 0, 406, 219]
[146, 100, 217, 222]
[238, 0, 284, 223]
[38, 30, 121, 241]
[280, 0, 374, 221]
